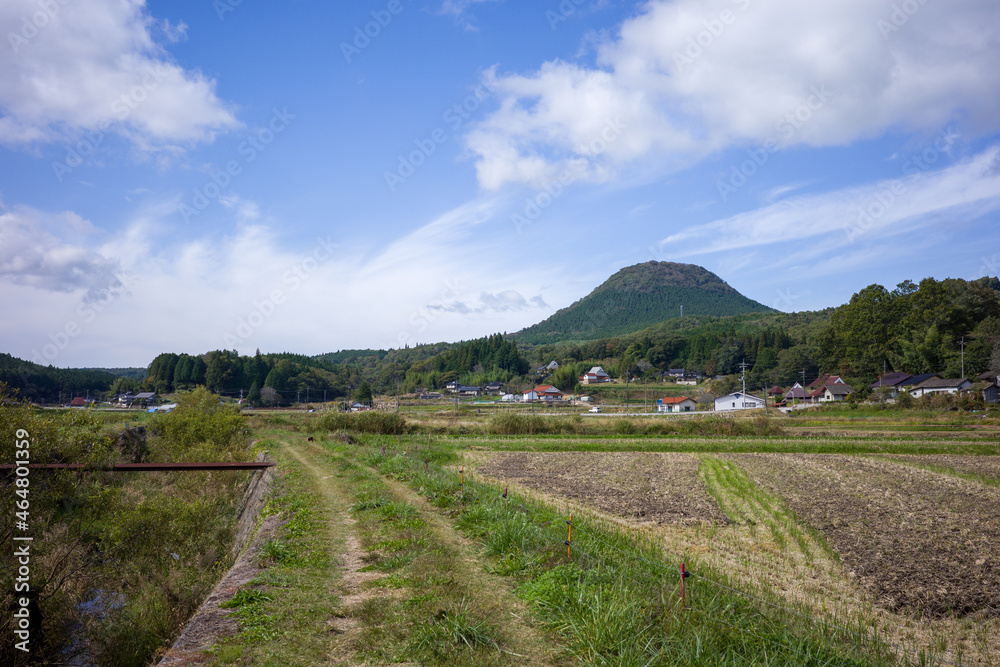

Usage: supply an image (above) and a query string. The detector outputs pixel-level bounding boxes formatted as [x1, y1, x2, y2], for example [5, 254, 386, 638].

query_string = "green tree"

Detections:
[354, 380, 373, 405]
[248, 380, 261, 406]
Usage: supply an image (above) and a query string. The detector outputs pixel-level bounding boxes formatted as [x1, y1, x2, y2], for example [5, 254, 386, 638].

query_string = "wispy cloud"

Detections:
[657, 146, 1000, 257]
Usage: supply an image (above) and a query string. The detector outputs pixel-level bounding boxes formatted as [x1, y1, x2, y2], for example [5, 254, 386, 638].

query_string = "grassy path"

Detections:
[213, 432, 562, 665]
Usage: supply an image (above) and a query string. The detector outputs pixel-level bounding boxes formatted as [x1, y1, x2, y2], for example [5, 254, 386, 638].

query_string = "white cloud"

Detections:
[467, 0, 1000, 190]
[433, 290, 549, 314]
[0, 206, 125, 300]
[438, 0, 503, 30]
[0, 0, 238, 150]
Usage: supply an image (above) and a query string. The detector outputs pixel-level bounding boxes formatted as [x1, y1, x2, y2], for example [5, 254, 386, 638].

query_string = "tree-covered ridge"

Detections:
[516, 261, 773, 344]
[315, 342, 457, 371]
[819, 277, 1000, 381]
[401, 333, 530, 391]
[0, 353, 119, 403]
[426, 333, 528, 376]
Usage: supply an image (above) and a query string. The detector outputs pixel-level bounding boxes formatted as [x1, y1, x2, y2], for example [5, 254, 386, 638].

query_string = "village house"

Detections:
[579, 366, 611, 384]
[483, 381, 505, 395]
[457, 386, 481, 397]
[783, 382, 810, 403]
[869, 371, 913, 397]
[533, 385, 564, 401]
[908, 377, 972, 398]
[714, 392, 766, 411]
[896, 373, 941, 393]
[820, 383, 854, 402]
[657, 396, 697, 413]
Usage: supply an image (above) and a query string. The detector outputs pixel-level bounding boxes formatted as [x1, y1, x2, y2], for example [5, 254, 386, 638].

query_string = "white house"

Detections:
[657, 396, 697, 412]
[522, 390, 539, 402]
[534, 385, 563, 401]
[714, 392, 766, 411]
[909, 378, 972, 398]
[820, 384, 854, 402]
[580, 366, 611, 384]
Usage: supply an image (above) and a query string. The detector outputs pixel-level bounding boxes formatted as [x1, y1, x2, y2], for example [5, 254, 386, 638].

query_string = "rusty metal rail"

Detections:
[0, 462, 275, 471]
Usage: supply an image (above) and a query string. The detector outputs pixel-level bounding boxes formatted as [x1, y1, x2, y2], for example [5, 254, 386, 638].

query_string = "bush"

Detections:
[316, 410, 408, 435]
[148, 387, 247, 460]
[487, 412, 551, 435]
[613, 418, 638, 435]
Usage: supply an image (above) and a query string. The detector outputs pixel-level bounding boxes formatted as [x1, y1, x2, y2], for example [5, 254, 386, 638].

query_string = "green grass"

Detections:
[207, 438, 341, 665]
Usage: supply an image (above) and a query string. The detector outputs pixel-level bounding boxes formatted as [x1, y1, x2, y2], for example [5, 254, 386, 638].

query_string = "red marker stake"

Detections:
[566, 515, 572, 557]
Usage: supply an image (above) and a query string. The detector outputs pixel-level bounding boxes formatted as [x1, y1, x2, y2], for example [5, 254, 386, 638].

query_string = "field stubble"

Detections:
[472, 449, 1000, 666]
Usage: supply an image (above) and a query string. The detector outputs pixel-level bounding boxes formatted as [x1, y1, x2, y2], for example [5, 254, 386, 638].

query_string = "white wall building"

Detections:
[714, 392, 766, 411]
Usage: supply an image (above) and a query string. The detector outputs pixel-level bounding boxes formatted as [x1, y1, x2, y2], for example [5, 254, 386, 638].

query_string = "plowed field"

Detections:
[729, 454, 1000, 618]
[475, 451, 727, 525]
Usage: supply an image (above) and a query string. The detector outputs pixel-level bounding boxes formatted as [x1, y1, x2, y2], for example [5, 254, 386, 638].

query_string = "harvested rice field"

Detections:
[472, 450, 1000, 666]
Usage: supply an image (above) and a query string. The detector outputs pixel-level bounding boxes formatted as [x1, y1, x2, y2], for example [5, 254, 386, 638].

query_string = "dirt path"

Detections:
[281, 441, 385, 664]
[289, 439, 561, 666]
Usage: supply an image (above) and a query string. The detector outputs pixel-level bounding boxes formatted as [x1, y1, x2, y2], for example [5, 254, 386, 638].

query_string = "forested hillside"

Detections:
[0, 353, 118, 403]
[515, 261, 773, 344]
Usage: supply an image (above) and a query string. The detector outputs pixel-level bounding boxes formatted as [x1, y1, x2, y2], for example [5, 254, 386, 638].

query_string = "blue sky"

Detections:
[2, 0, 999, 367]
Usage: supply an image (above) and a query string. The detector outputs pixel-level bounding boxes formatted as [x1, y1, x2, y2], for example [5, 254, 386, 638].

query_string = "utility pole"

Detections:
[763, 384, 769, 415]
[739, 360, 749, 397]
[680, 304, 683, 318]
[625, 372, 630, 415]
[960, 336, 966, 378]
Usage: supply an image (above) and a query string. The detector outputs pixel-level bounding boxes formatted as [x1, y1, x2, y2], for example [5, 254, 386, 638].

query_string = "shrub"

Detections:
[487, 413, 550, 435]
[613, 418, 638, 435]
[316, 410, 408, 435]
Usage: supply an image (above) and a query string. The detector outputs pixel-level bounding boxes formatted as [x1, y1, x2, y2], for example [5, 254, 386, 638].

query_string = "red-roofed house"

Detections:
[657, 396, 697, 413]
[534, 385, 563, 401]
